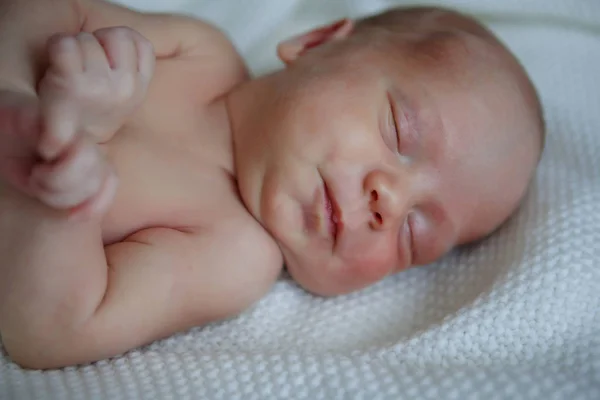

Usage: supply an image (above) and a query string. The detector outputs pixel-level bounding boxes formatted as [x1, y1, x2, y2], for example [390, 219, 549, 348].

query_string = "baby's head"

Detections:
[229, 6, 544, 296]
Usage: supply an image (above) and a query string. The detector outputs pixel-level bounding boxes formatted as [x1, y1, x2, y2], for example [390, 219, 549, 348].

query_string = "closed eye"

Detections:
[387, 92, 400, 151]
[398, 214, 415, 267]
[406, 212, 416, 264]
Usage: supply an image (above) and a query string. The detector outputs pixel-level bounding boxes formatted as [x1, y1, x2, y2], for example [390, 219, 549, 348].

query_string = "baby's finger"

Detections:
[77, 32, 109, 72]
[47, 34, 83, 75]
[31, 164, 102, 210]
[133, 33, 155, 81]
[33, 137, 98, 192]
[94, 27, 137, 72]
[67, 167, 118, 221]
[32, 169, 100, 210]
[30, 139, 104, 209]
[37, 96, 78, 161]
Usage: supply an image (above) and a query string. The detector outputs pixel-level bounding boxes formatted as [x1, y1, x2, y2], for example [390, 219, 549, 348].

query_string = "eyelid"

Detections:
[387, 92, 400, 150]
[404, 213, 416, 264]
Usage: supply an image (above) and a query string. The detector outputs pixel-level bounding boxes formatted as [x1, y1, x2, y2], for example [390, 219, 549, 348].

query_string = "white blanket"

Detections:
[1, 0, 599, 399]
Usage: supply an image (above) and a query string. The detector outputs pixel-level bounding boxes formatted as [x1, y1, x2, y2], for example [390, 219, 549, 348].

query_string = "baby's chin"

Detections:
[282, 253, 388, 297]
[280, 251, 337, 296]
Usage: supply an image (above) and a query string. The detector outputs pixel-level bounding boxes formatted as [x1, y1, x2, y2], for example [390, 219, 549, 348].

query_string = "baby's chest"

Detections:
[99, 62, 242, 244]
[129, 61, 210, 133]
[99, 129, 239, 245]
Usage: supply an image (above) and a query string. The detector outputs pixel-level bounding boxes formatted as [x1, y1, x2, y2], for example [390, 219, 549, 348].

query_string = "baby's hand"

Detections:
[30, 136, 119, 219]
[0, 90, 117, 218]
[24, 27, 154, 218]
[38, 27, 155, 158]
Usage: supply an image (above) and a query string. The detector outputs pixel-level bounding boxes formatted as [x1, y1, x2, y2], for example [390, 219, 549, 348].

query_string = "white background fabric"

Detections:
[1, 0, 599, 399]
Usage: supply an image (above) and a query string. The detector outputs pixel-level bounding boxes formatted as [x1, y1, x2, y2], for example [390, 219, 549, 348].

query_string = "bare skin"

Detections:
[0, 0, 542, 369]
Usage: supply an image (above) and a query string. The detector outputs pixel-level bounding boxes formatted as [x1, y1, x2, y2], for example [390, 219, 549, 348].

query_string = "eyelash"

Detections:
[406, 213, 416, 263]
[388, 95, 415, 261]
[388, 95, 400, 151]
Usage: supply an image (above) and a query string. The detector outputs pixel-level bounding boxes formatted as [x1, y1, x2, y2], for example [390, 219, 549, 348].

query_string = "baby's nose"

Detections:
[364, 169, 410, 231]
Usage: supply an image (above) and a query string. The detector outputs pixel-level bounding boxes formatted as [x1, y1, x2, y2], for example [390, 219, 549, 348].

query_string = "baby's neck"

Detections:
[195, 96, 239, 176]
[224, 75, 271, 172]
[223, 73, 276, 217]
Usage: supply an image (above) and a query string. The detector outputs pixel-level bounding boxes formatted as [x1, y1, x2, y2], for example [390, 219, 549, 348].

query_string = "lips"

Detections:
[323, 181, 343, 245]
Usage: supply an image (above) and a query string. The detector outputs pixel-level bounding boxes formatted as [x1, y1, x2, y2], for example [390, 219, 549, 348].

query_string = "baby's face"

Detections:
[231, 22, 539, 296]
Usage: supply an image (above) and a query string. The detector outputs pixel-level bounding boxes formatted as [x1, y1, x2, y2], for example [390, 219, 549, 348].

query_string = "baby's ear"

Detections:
[277, 18, 354, 65]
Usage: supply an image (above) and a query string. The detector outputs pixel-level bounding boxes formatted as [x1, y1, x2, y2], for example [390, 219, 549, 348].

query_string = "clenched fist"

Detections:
[0, 26, 155, 219]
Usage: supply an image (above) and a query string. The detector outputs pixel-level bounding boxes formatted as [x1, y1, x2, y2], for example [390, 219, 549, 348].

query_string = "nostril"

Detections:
[374, 212, 383, 225]
[371, 190, 378, 201]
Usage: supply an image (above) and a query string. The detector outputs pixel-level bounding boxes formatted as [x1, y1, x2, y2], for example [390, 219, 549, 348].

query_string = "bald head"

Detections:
[349, 7, 545, 242]
[356, 6, 545, 159]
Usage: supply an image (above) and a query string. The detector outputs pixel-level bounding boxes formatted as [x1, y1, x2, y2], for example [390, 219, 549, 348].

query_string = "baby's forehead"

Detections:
[406, 31, 490, 74]
[355, 8, 506, 74]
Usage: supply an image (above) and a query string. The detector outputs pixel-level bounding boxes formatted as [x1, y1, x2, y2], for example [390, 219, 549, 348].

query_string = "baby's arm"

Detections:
[1, 29, 276, 364]
[0, 0, 267, 369]
[0, 187, 278, 369]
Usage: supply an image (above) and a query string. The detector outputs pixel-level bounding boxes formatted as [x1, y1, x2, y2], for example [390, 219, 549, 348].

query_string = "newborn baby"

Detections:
[0, 0, 543, 369]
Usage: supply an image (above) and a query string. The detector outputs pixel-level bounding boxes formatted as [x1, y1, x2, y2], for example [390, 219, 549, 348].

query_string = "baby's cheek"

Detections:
[343, 248, 396, 284]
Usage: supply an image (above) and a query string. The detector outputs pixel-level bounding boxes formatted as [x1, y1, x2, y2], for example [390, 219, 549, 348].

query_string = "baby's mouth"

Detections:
[323, 181, 342, 247]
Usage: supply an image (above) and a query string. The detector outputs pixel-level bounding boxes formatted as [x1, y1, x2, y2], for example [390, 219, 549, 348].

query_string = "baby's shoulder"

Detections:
[165, 16, 249, 99]
[179, 17, 243, 63]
